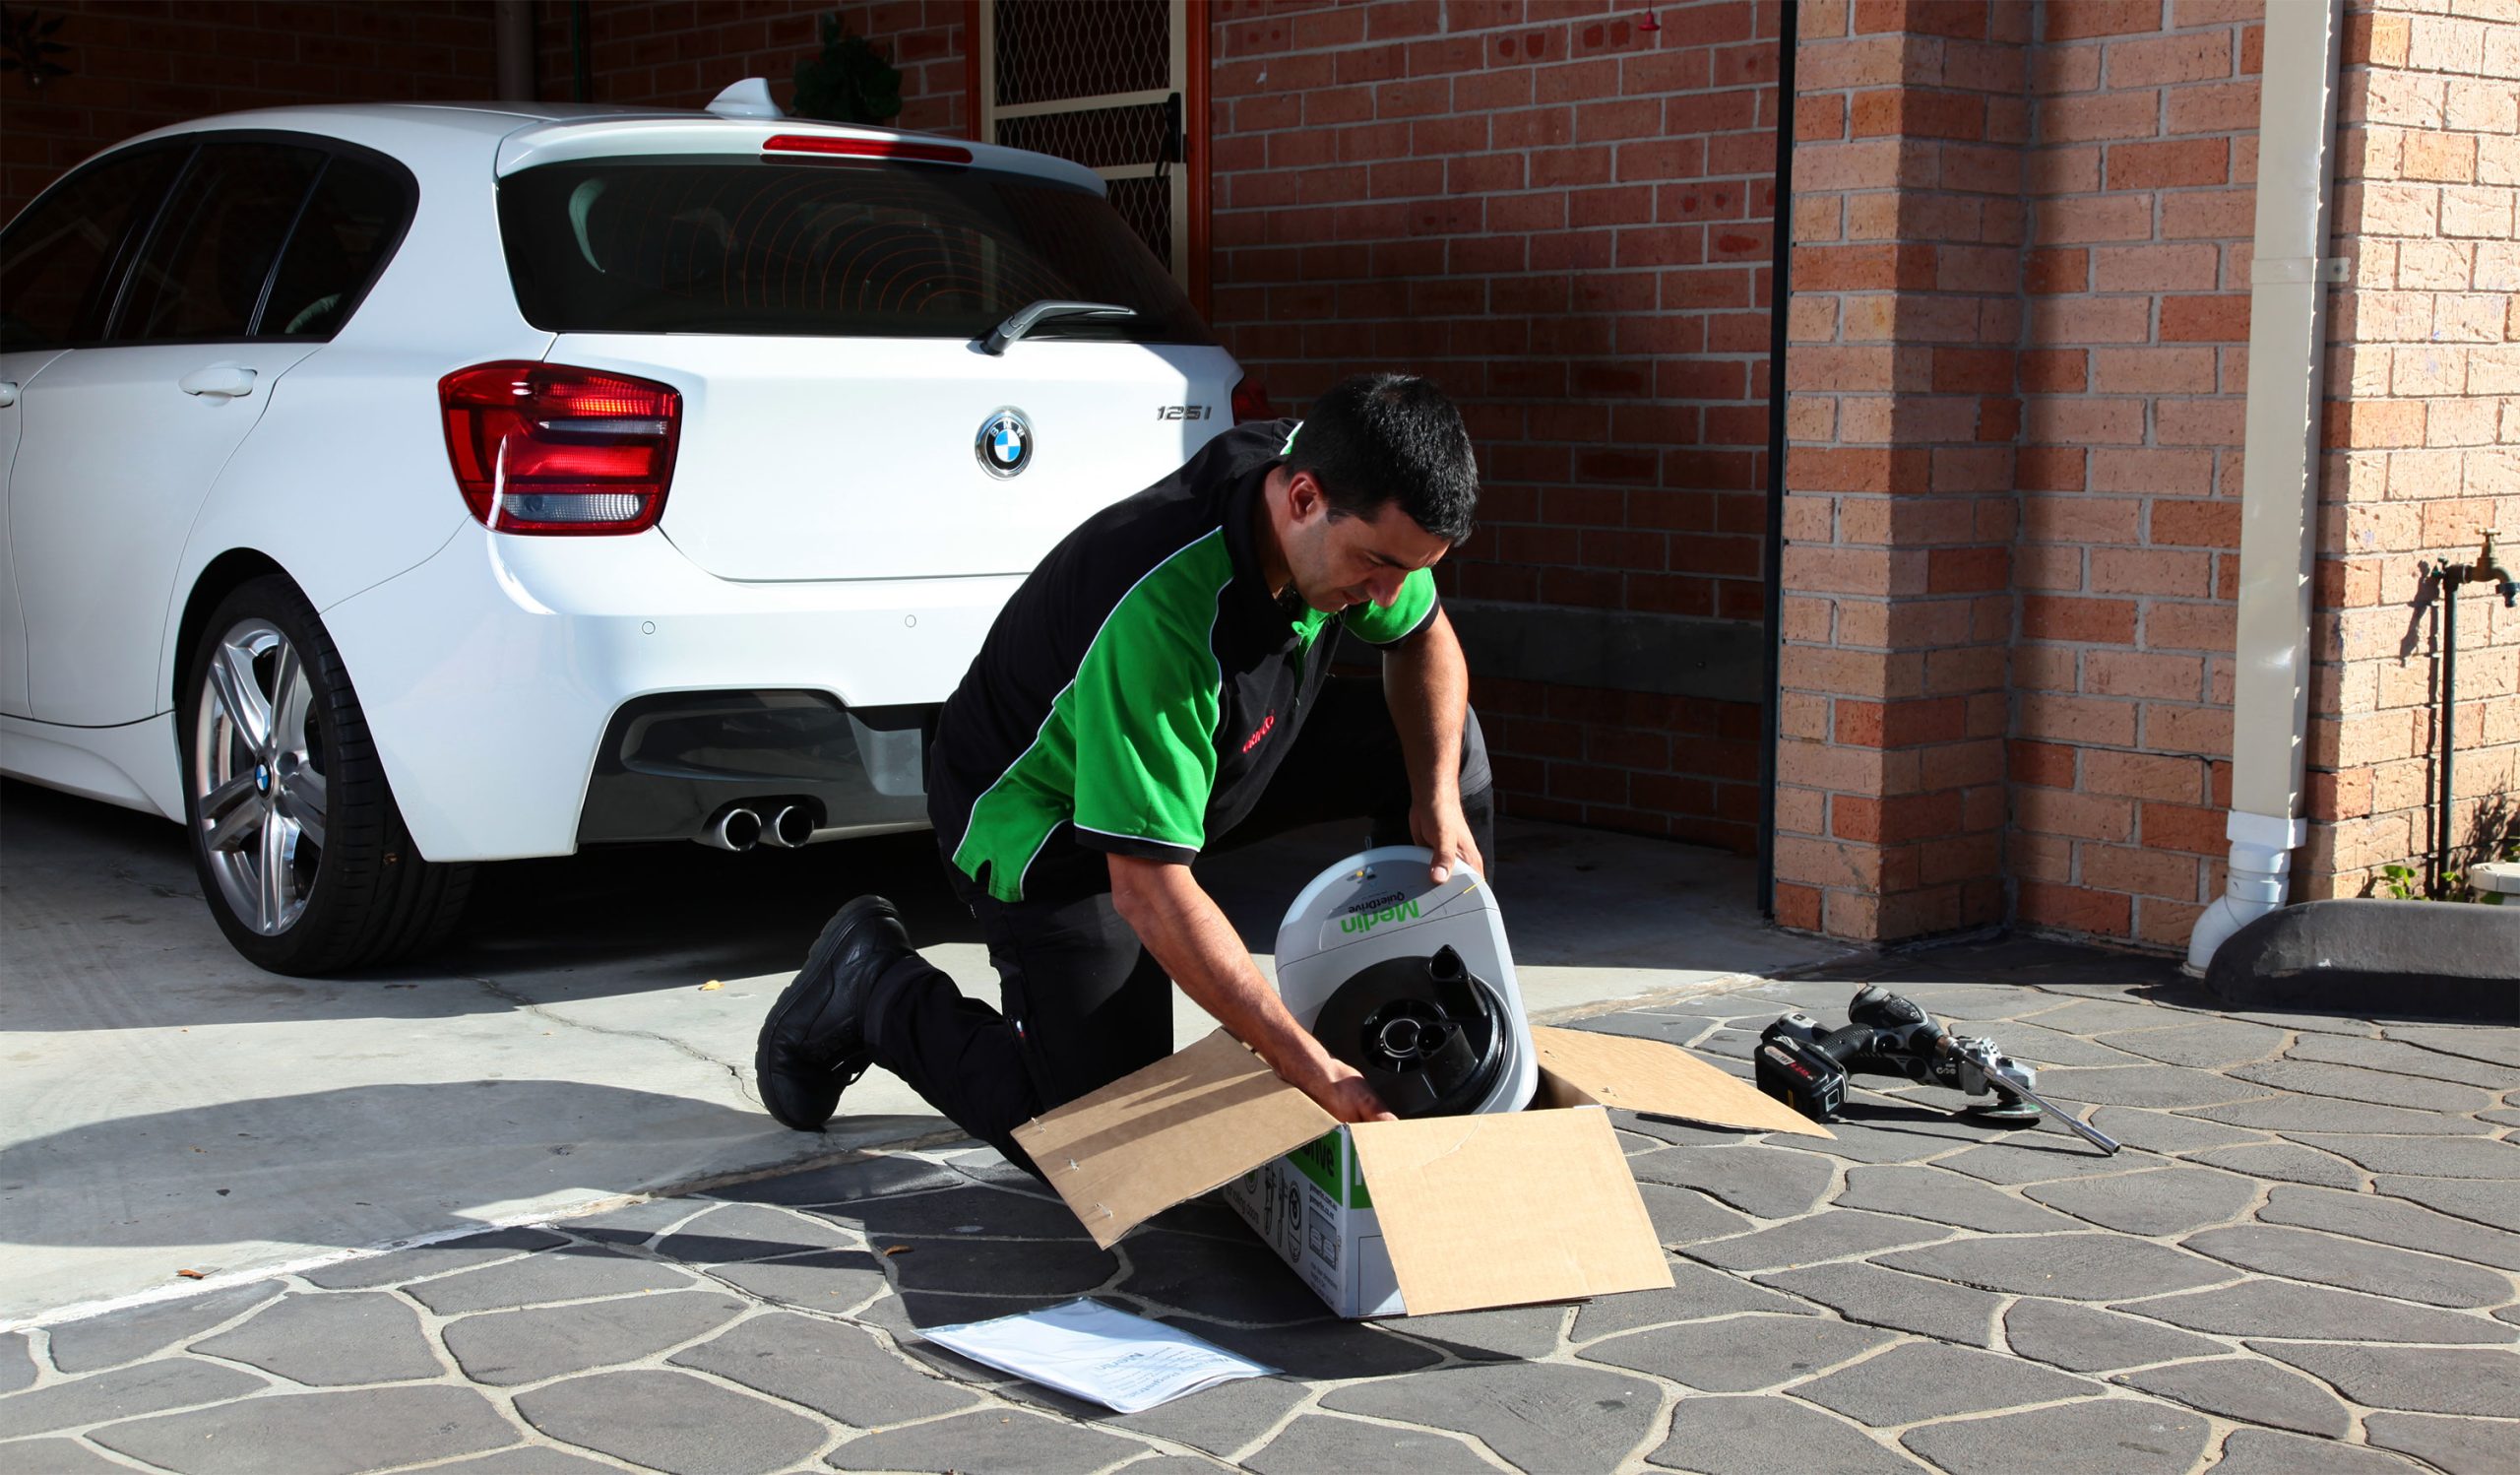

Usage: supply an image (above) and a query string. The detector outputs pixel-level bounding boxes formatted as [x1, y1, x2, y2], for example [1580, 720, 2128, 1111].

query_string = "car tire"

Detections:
[180, 575, 473, 975]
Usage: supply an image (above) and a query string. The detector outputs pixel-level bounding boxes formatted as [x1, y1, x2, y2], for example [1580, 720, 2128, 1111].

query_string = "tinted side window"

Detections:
[262, 156, 409, 340]
[116, 143, 324, 343]
[0, 148, 184, 351]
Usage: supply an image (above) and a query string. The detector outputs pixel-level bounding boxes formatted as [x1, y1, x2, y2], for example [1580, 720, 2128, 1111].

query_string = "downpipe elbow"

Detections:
[2185, 892, 2268, 978]
[2183, 834, 2295, 978]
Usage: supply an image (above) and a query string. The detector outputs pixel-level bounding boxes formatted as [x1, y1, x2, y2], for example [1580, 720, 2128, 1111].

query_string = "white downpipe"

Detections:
[2185, 0, 2345, 977]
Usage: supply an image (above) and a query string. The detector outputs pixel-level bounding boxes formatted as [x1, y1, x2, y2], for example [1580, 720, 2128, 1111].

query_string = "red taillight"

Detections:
[762, 133, 973, 164]
[438, 362, 681, 536]
[1230, 373, 1278, 424]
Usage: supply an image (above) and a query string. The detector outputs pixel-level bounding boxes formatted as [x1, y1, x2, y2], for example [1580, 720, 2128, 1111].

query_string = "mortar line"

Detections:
[18, 1323, 56, 1385]
[384, 1281, 475, 1392]
[1270, 1403, 1520, 1473]
[2182, 1412, 2240, 1475]
[2291, 1038, 2520, 1089]
[1611, 1361, 1687, 1475]
[373, 1434, 649, 1474]
[34, 1276, 288, 1375]
[5, 1224, 543, 1336]
[2097, 1350, 2375, 1443]
[7, 1371, 433, 1447]
[32, 1434, 185, 1475]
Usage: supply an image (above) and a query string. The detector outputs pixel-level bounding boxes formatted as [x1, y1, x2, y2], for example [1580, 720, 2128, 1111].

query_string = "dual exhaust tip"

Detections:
[700, 802, 814, 852]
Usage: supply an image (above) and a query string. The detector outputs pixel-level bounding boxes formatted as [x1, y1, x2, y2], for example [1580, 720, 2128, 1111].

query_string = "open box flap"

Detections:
[1014, 1029, 1336, 1250]
[1348, 1105, 1673, 1317]
[1532, 1025, 1834, 1138]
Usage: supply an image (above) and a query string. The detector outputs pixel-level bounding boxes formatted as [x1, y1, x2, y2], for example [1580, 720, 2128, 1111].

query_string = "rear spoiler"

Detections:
[493, 115, 1103, 196]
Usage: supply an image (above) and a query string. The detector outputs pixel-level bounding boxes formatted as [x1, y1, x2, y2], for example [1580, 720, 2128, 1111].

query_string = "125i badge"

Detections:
[976, 407, 1032, 479]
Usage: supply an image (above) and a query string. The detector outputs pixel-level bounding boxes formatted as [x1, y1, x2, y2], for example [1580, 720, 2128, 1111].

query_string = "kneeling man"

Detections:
[753, 373, 1492, 1170]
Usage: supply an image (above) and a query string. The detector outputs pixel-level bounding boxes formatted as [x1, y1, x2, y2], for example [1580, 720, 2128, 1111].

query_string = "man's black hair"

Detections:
[1284, 373, 1478, 544]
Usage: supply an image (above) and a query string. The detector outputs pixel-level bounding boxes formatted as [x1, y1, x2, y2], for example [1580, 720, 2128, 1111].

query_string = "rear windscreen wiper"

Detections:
[978, 299, 1137, 355]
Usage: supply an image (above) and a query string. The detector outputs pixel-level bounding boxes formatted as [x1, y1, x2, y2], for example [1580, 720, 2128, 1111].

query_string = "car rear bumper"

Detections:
[575, 689, 930, 847]
[323, 527, 1014, 862]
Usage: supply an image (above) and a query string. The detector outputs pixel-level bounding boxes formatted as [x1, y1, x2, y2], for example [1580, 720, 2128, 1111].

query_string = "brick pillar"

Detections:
[2308, 1, 2520, 899]
[2006, 0, 2262, 948]
[1773, 0, 2026, 941]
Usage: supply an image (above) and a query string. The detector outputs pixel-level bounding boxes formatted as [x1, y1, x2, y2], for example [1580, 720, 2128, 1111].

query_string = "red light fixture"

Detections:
[1230, 373, 1278, 424]
[439, 362, 682, 536]
[762, 133, 973, 164]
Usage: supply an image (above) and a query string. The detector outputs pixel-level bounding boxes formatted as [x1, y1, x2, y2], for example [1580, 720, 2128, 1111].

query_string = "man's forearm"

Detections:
[1105, 855, 1345, 1093]
[1384, 608, 1469, 808]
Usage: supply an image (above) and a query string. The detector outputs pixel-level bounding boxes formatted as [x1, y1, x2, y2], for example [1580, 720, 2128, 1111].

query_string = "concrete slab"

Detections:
[0, 779, 1837, 1324]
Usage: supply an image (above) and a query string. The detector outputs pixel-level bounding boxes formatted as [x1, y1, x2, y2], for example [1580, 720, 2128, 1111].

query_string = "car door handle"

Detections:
[178, 365, 257, 399]
[0, 381, 17, 409]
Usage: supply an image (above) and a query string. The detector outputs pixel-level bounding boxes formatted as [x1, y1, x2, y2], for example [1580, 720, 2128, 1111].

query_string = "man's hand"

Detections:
[1108, 854, 1396, 1123]
[1295, 1058, 1399, 1123]
[1412, 793, 1485, 886]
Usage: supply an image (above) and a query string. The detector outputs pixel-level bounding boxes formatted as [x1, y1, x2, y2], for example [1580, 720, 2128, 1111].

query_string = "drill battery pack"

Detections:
[1753, 1014, 1865, 1122]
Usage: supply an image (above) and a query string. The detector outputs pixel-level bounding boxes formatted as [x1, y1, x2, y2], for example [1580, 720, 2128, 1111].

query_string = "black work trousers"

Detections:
[864, 676, 1493, 1174]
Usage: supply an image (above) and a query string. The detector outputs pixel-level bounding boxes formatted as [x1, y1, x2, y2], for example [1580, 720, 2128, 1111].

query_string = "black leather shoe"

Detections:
[756, 895, 913, 1131]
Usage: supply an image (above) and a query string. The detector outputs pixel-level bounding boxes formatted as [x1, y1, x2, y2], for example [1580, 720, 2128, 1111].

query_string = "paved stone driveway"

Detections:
[3, 939, 2514, 1474]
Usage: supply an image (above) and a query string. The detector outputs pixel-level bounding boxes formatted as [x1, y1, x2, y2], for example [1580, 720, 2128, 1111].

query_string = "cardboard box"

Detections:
[1013, 1023, 1831, 1318]
[1223, 1128, 1400, 1316]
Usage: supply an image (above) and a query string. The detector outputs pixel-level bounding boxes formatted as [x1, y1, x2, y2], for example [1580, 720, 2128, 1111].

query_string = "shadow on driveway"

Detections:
[0, 1076, 934, 1251]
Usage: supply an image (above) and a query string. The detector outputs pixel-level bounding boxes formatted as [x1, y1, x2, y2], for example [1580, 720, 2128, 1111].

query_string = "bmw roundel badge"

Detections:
[976, 407, 1033, 479]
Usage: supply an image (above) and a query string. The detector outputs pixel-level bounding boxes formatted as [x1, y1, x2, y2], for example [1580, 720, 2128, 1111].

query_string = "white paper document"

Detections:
[919, 1298, 1276, 1414]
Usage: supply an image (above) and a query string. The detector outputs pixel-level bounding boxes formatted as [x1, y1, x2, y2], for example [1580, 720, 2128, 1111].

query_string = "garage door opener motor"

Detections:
[1274, 847, 1537, 1119]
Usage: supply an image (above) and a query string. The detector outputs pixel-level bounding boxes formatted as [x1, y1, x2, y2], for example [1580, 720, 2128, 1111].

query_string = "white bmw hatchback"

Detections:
[0, 93, 1256, 974]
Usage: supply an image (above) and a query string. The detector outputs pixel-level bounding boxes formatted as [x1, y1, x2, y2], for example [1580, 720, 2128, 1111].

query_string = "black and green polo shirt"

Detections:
[929, 418, 1439, 904]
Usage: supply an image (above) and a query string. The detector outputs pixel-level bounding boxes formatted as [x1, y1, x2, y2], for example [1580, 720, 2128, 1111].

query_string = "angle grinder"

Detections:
[1756, 985, 2121, 1154]
[1273, 846, 1538, 1119]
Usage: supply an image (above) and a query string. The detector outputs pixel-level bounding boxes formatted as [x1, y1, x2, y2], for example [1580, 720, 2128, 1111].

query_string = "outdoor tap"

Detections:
[2437, 532, 2517, 606]
[2475, 531, 2519, 607]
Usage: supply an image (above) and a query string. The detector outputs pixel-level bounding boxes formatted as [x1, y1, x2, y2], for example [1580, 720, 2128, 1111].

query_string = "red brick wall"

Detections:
[1, 1, 497, 224]
[2311, 0, 2520, 901]
[528, 0, 970, 134]
[1773, 0, 2030, 940]
[2005, 0, 2263, 949]
[1208, 0, 1786, 854]
[1780, 0, 2518, 952]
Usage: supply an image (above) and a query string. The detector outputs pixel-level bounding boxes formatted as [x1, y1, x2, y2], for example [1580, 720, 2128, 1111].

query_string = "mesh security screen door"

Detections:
[978, 0, 1191, 289]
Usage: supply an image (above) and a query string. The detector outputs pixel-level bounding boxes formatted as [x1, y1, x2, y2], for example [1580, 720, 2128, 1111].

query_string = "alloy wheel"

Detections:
[191, 616, 329, 935]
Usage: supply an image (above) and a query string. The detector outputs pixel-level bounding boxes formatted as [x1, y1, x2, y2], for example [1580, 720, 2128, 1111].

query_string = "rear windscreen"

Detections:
[498, 155, 1211, 343]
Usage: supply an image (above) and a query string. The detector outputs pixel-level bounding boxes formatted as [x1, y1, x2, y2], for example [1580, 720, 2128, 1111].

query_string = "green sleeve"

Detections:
[1068, 540, 1229, 861]
[1339, 566, 1439, 646]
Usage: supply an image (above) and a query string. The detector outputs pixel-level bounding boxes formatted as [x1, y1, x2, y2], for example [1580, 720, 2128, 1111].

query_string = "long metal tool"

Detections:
[1960, 1043, 2121, 1155]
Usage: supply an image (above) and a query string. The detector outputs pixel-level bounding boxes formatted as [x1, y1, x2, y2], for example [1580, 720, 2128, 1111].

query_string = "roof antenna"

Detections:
[707, 78, 784, 120]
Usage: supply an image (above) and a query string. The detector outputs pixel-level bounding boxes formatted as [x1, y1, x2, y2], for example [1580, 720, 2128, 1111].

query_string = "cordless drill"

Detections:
[1755, 985, 2119, 1154]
